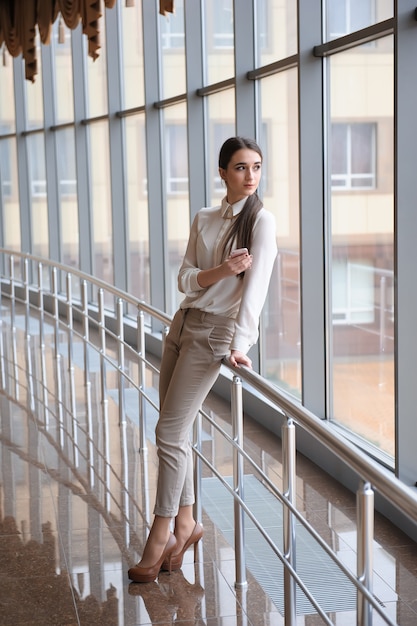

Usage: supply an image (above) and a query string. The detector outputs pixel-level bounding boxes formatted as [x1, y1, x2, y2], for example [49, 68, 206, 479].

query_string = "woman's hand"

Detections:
[223, 250, 253, 277]
[229, 349, 252, 369]
[197, 250, 253, 287]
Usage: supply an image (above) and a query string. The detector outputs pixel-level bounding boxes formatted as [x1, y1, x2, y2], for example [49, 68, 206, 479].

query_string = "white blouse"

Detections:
[178, 196, 278, 354]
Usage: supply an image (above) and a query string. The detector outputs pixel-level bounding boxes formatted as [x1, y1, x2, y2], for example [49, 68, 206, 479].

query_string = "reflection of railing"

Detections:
[1, 248, 416, 626]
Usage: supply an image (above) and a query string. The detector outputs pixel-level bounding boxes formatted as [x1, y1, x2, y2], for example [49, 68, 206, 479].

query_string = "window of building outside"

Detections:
[331, 122, 376, 189]
[328, 37, 394, 458]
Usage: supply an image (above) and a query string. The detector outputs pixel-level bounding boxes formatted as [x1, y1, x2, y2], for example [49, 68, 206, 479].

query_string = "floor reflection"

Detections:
[128, 569, 205, 624]
[1, 303, 417, 625]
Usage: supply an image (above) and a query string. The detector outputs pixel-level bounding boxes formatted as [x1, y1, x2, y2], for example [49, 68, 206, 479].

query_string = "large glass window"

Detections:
[56, 128, 79, 269]
[85, 17, 108, 118]
[162, 104, 189, 315]
[259, 69, 300, 397]
[27, 134, 48, 257]
[0, 138, 20, 251]
[203, 0, 235, 85]
[159, 0, 186, 99]
[255, 0, 297, 67]
[124, 115, 150, 310]
[326, 0, 393, 41]
[206, 91, 236, 206]
[122, 2, 145, 108]
[328, 37, 394, 457]
[52, 19, 74, 124]
[0, 50, 15, 134]
[89, 122, 113, 288]
[25, 33, 44, 130]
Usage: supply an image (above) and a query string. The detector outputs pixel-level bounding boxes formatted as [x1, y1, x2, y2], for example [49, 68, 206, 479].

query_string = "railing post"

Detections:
[39, 263, 50, 428]
[66, 273, 78, 465]
[232, 374, 247, 588]
[98, 288, 111, 510]
[9, 255, 19, 399]
[282, 416, 297, 625]
[193, 410, 203, 533]
[137, 309, 147, 452]
[117, 298, 126, 426]
[357, 481, 374, 626]
[81, 279, 94, 487]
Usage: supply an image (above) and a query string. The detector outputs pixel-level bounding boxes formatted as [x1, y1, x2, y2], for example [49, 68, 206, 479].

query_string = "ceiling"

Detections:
[0, 0, 174, 83]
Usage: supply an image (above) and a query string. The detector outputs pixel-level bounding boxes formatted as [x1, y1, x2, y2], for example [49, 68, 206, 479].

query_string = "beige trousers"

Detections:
[154, 307, 235, 518]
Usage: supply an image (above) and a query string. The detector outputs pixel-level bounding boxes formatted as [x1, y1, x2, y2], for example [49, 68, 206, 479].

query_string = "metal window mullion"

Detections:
[233, 0, 256, 138]
[298, 0, 327, 415]
[233, 0, 260, 371]
[142, 0, 166, 317]
[71, 24, 93, 277]
[13, 57, 32, 253]
[394, 0, 417, 485]
[184, 0, 207, 218]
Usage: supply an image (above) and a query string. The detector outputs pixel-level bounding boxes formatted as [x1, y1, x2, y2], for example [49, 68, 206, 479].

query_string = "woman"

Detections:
[128, 136, 277, 583]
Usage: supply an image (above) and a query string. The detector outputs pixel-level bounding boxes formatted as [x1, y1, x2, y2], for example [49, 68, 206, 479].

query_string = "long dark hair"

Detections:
[218, 137, 263, 269]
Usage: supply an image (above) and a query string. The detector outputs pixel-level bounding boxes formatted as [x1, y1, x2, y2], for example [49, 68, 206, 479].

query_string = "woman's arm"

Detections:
[230, 209, 278, 356]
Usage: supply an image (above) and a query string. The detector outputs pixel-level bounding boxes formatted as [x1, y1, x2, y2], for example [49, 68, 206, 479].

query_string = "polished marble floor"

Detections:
[0, 308, 417, 625]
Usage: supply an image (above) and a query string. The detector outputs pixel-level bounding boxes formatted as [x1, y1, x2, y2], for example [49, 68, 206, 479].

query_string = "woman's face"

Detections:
[219, 148, 262, 204]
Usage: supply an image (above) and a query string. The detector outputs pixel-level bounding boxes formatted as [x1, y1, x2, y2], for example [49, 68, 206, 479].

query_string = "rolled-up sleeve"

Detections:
[230, 209, 277, 353]
[178, 214, 206, 295]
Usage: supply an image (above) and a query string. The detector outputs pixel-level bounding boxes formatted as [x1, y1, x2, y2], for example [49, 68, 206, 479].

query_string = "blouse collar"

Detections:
[220, 196, 247, 219]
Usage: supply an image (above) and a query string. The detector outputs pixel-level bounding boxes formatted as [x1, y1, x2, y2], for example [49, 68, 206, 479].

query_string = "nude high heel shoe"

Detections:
[161, 522, 204, 571]
[128, 533, 177, 583]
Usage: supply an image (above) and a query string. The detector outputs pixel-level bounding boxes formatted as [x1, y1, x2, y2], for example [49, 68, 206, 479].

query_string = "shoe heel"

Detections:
[193, 537, 200, 563]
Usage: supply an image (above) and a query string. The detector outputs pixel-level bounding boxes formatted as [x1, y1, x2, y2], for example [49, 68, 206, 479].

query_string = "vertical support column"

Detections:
[356, 481, 374, 626]
[282, 417, 297, 624]
[232, 375, 247, 588]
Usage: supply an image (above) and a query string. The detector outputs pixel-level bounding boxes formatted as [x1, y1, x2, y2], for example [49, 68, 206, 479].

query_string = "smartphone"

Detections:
[231, 247, 248, 257]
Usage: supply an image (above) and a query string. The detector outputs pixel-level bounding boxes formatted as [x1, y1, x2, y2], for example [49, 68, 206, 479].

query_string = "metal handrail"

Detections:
[1, 248, 416, 626]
